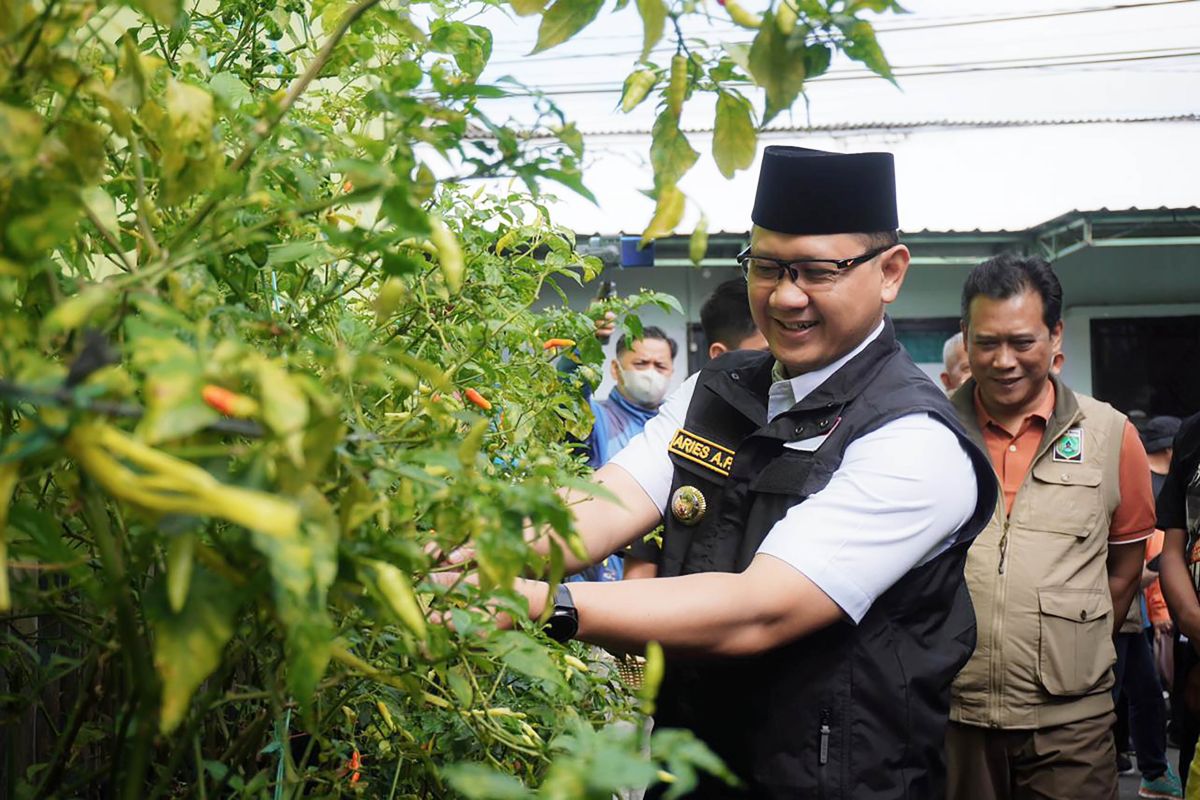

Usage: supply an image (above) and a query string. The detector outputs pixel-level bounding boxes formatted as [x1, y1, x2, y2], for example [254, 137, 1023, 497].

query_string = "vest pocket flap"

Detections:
[1031, 459, 1102, 487]
[1037, 587, 1114, 696]
[749, 450, 816, 494]
[1038, 587, 1109, 622]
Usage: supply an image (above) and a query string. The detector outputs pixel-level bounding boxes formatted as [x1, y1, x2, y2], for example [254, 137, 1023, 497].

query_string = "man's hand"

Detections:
[593, 310, 616, 343]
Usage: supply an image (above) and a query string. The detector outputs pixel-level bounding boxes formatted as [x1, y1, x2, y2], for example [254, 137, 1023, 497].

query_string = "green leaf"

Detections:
[81, 186, 120, 239]
[649, 111, 699, 193]
[208, 72, 254, 112]
[635, 0, 666, 63]
[125, 0, 181, 27]
[493, 630, 562, 686]
[6, 198, 83, 260]
[509, 0, 546, 15]
[166, 79, 214, 144]
[640, 185, 685, 246]
[442, 763, 530, 799]
[0, 103, 43, 163]
[689, 215, 709, 265]
[747, 9, 809, 124]
[147, 567, 242, 733]
[712, 92, 757, 179]
[531, 0, 604, 55]
[257, 360, 309, 465]
[137, 364, 220, 444]
[804, 42, 833, 81]
[839, 19, 895, 84]
[619, 69, 659, 114]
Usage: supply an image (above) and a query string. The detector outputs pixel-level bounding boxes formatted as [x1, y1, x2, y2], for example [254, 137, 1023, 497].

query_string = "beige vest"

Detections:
[950, 377, 1126, 730]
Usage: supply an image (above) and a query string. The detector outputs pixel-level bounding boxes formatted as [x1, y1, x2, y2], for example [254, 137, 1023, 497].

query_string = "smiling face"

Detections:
[964, 288, 1062, 423]
[747, 227, 909, 376]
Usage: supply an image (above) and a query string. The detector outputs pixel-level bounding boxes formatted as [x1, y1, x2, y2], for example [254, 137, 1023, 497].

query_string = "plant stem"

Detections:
[82, 481, 158, 800]
[172, 0, 386, 247]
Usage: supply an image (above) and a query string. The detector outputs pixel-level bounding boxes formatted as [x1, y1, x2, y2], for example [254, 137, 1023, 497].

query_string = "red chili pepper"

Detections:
[464, 388, 492, 411]
[201, 384, 259, 417]
[541, 338, 576, 350]
[347, 748, 361, 784]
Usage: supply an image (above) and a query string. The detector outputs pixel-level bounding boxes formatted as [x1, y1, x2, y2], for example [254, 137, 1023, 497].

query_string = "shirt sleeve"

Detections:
[607, 374, 698, 514]
[1109, 420, 1157, 544]
[1144, 530, 1170, 625]
[756, 413, 979, 624]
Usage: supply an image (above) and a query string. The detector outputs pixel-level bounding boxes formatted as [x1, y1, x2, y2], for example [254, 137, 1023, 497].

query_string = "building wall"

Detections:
[542, 243, 1200, 406]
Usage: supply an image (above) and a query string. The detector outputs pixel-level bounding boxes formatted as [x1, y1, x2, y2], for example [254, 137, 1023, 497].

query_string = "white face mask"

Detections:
[617, 363, 671, 408]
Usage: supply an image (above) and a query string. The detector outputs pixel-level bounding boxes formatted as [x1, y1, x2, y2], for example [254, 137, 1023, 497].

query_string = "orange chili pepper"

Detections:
[347, 748, 361, 784]
[201, 384, 259, 417]
[464, 388, 492, 411]
[541, 338, 576, 351]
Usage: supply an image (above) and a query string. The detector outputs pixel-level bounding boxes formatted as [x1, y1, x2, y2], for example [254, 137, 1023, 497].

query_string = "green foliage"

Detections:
[0, 0, 903, 795]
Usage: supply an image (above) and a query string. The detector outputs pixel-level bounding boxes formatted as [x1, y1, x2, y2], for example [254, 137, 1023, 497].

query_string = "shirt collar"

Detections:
[767, 319, 886, 420]
[973, 379, 1056, 435]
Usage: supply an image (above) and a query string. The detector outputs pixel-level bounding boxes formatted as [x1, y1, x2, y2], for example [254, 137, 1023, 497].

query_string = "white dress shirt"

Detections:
[609, 322, 977, 623]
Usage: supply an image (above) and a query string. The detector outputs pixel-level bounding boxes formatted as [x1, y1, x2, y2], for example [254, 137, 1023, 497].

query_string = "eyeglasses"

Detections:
[737, 245, 891, 290]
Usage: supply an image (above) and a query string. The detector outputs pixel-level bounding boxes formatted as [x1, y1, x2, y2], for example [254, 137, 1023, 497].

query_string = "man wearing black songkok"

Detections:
[443, 146, 998, 797]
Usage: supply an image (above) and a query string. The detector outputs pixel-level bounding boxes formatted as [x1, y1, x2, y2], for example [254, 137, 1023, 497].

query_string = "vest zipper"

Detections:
[818, 707, 831, 799]
[819, 708, 831, 766]
[997, 521, 1009, 574]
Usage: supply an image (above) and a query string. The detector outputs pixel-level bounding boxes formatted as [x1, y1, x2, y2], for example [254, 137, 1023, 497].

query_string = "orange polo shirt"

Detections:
[974, 383, 1155, 543]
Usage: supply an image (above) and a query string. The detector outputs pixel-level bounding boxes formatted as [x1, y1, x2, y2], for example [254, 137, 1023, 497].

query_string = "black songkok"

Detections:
[750, 146, 899, 235]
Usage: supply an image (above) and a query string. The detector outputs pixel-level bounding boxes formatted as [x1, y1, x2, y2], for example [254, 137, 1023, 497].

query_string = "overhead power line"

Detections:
[487, 0, 1198, 65]
[492, 48, 1200, 98]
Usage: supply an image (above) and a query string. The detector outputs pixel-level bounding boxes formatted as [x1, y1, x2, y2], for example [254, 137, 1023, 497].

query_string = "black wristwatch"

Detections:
[543, 584, 579, 643]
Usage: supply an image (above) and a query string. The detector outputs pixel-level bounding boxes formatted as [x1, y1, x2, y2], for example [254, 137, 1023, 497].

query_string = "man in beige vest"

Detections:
[945, 253, 1156, 800]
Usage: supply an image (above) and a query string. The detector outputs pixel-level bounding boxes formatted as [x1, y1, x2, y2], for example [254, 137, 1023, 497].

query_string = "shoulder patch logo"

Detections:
[1052, 427, 1084, 463]
[668, 428, 735, 477]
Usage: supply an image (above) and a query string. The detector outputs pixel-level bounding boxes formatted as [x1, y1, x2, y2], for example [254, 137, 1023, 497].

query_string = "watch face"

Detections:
[545, 609, 579, 642]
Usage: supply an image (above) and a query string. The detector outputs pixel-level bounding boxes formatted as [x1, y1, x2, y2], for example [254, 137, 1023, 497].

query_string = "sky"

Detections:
[461, 0, 1200, 234]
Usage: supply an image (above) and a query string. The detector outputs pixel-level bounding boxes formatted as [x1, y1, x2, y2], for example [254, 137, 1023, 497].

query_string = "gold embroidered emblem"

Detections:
[667, 428, 735, 476]
[671, 486, 707, 525]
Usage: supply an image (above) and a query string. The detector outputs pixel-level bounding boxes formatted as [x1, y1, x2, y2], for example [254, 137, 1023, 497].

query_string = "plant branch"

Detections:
[172, 0, 385, 246]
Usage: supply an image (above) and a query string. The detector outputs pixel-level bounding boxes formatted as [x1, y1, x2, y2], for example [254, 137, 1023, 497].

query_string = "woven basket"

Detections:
[615, 655, 645, 689]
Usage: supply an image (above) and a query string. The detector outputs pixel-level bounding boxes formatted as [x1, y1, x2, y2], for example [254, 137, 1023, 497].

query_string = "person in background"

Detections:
[623, 279, 769, 581]
[945, 253, 1153, 800]
[941, 331, 971, 392]
[698, 278, 769, 360]
[570, 326, 677, 583]
[1112, 418, 1182, 797]
[1151, 415, 1200, 793]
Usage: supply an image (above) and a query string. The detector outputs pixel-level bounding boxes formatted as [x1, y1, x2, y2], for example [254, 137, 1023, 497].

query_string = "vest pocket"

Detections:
[1036, 586, 1113, 695]
[1026, 461, 1103, 535]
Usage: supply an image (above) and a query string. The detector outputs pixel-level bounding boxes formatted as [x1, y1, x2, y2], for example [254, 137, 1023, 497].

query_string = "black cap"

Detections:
[1140, 415, 1181, 454]
[751, 146, 899, 235]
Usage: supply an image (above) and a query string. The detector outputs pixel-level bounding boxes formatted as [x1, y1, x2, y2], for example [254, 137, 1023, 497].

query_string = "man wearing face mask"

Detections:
[570, 326, 678, 582]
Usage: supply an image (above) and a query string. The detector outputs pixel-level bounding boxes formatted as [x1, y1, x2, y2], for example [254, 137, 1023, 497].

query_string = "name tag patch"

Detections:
[668, 428, 735, 476]
[1053, 427, 1084, 463]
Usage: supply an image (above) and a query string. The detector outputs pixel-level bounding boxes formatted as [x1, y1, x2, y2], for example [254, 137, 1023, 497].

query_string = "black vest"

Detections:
[650, 319, 997, 799]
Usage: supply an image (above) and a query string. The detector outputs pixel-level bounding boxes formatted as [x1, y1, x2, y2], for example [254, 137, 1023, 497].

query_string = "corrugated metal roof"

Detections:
[576, 206, 1200, 240]
[465, 114, 1200, 142]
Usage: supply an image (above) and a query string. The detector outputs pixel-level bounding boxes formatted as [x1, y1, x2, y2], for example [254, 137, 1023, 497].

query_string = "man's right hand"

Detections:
[593, 310, 616, 344]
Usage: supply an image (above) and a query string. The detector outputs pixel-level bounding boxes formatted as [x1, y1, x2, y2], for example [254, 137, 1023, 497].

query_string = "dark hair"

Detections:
[961, 253, 1063, 331]
[859, 229, 900, 251]
[700, 279, 758, 349]
[617, 325, 678, 359]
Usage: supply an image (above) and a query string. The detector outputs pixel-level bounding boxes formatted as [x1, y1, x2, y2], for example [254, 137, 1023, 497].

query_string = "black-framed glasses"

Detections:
[736, 245, 890, 290]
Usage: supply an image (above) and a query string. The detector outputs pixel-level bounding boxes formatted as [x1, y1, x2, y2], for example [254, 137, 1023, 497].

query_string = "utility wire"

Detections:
[492, 49, 1200, 97]
[487, 0, 1198, 64]
[512, 45, 1199, 92]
